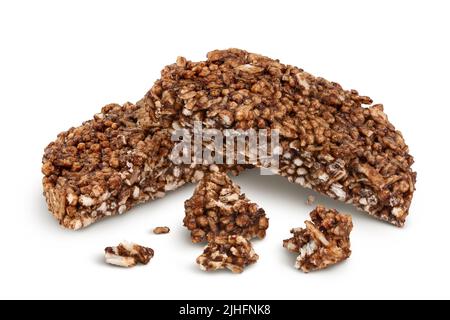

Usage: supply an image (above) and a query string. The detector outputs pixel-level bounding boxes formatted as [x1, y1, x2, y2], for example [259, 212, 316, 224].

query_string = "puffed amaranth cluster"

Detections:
[283, 206, 353, 272]
[42, 48, 416, 230]
[184, 172, 269, 243]
[196, 235, 259, 273]
[104, 241, 154, 267]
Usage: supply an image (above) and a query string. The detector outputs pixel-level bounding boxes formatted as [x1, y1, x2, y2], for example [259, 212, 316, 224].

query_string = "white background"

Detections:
[0, 0, 449, 300]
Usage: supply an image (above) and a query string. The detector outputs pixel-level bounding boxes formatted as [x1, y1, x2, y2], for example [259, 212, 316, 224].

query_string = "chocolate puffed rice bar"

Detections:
[42, 49, 416, 229]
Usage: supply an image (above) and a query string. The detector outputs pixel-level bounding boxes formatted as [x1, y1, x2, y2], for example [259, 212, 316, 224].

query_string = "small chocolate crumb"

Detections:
[153, 226, 170, 234]
[306, 195, 315, 205]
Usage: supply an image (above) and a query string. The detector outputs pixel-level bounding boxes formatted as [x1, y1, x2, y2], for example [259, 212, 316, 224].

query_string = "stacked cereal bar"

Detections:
[42, 49, 416, 229]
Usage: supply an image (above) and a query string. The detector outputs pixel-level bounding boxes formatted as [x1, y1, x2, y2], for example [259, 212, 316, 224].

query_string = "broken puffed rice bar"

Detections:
[43, 48, 416, 229]
[196, 235, 259, 273]
[184, 172, 269, 243]
[283, 205, 352, 272]
[104, 241, 154, 267]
